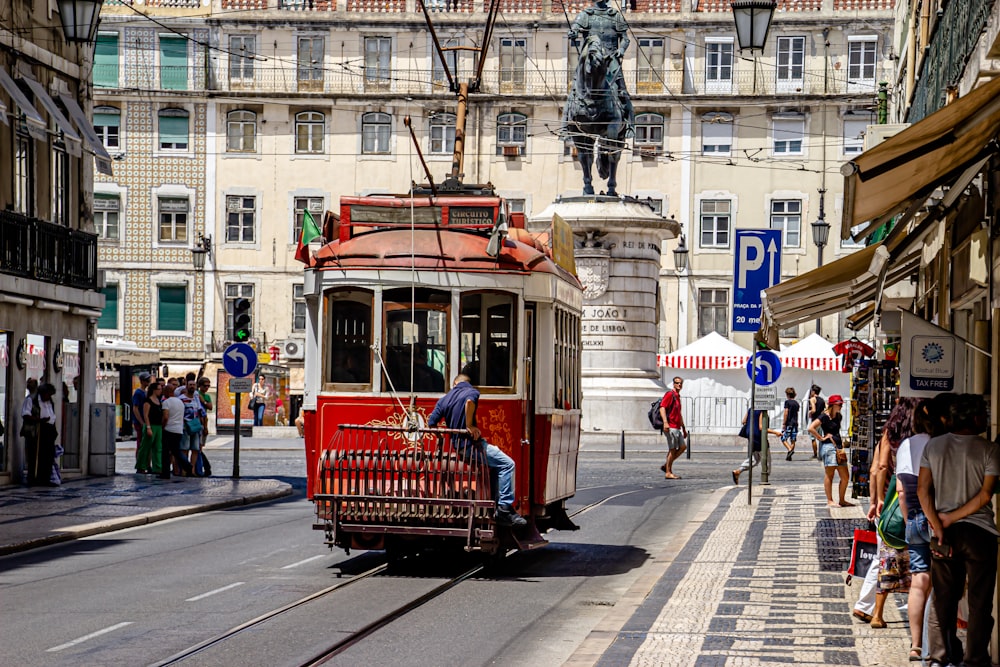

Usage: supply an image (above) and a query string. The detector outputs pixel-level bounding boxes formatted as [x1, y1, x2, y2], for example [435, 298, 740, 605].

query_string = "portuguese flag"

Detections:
[294, 209, 322, 264]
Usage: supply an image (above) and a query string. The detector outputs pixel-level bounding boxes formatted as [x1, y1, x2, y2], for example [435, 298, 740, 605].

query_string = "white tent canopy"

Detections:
[779, 333, 841, 371]
[659, 331, 751, 370]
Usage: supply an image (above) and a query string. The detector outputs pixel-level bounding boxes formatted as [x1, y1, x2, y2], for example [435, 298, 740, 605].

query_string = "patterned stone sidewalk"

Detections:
[574, 484, 912, 666]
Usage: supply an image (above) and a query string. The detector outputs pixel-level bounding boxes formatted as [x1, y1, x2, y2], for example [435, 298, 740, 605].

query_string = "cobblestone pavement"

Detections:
[571, 483, 912, 667]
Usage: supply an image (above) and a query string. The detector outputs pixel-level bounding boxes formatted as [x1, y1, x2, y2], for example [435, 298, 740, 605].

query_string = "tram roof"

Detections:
[313, 227, 578, 284]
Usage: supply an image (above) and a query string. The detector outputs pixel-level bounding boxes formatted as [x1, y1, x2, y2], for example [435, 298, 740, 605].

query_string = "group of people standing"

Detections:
[20, 378, 59, 486]
[131, 372, 212, 479]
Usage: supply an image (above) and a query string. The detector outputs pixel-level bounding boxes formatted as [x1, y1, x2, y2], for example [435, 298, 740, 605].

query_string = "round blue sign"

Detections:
[746, 350, 782, 386]
[223, 342, 258, 378]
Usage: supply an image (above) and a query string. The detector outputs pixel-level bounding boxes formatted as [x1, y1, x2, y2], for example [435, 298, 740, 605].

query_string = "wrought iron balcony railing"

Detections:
[0, 210, 99, 290]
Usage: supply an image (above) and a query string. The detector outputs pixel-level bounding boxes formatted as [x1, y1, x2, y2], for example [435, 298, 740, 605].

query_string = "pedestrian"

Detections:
[658, 377, 687, 480]
[806, 384, 825, 459]
[197, 376, 213, 448]
[807, 394, 853, 507]
[131, 371, 151, 456]
[138, 381, 164, 475]
[160, 378, 192, 478]
[918, 393, 999, 667]
[178, 375, 205, 473]
[731, 408, 780, 485]
[895, 398, 938, 661]
[427, 373, 527, 527]
[780, 387, 799, 461]
[250, 376, 268, 426]
[24, 382, 58, 486]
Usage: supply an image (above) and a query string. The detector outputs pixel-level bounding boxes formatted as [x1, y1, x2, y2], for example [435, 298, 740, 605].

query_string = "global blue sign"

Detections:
[732, 229, 782, 333]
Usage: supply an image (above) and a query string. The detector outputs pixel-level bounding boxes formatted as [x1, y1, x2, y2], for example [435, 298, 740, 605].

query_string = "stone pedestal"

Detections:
[530, 196, 681, 447]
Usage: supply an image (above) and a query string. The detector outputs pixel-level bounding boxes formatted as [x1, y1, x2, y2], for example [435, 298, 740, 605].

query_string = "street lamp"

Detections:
[672, 235, 689, 273]
[730, 1, 777, 54]
[810, 189, 830, 335]
[191, 234, 212, 271]
[57, 0, 104, 43]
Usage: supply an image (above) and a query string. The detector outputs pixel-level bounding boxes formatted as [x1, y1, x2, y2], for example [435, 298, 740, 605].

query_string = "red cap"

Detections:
[828, 394, 844, 406]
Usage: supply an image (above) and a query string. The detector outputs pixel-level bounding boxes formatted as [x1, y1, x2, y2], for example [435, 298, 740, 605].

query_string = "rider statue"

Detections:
[565, 0, 635, 138]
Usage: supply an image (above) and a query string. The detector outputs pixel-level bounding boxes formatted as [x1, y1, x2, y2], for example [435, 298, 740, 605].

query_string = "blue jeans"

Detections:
[253, 402, 265, 426]
[458, 439, 515, 508]
[906, 511, 932, 573]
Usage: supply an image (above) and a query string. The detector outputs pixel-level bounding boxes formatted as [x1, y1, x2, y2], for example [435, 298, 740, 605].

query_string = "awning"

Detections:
[659, 331, 750, 369]
[0, 68, 46, 139]
[58, 93, 113, 176]
[19, 77, 81, 156]
[841, 75, 1000, 238]
[846, 303, 875, 331]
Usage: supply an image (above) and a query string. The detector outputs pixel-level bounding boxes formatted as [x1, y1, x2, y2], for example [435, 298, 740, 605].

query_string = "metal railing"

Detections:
[0, 210, 99, 290]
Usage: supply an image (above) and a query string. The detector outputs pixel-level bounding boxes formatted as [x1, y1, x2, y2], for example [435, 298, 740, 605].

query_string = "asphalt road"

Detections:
[1, 444, 827, 667]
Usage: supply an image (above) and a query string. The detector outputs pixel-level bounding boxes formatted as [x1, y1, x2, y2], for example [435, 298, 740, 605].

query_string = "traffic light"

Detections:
[233, 297, 252, 342]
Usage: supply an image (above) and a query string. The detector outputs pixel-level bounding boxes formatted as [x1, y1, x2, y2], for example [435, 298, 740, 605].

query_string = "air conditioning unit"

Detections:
[280, 338, 305, 361]
[502, 145, 521, 158]
[864, 123, 909, 151]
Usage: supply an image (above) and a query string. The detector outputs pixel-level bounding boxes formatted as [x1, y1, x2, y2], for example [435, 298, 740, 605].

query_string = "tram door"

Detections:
[523, 305, 535, 444]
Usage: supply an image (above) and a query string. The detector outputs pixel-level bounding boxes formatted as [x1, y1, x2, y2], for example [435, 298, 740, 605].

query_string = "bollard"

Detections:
[686, 431, 691, 459]
[620, 430, 625, 460]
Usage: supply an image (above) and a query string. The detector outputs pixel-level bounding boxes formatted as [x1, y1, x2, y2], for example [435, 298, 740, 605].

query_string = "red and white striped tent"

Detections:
[658, 332, 752, 370]
[779, 333, 841, 371]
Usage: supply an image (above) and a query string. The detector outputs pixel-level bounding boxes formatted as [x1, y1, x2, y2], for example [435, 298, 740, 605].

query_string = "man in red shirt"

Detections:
[659, 377, 688, 479]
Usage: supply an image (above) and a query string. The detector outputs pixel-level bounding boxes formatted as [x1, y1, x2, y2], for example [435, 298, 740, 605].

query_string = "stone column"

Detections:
[531, 196, 681, 447]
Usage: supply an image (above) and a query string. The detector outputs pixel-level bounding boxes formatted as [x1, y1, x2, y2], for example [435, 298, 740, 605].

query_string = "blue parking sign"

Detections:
[732, 230, 782, 332]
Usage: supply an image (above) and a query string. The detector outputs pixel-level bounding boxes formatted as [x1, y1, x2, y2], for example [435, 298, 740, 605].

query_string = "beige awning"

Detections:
[841, 75, 1000, 238]
[59, 93, 113, 176]
[19, 77, 82, 156]
[0, 68, 46, 139]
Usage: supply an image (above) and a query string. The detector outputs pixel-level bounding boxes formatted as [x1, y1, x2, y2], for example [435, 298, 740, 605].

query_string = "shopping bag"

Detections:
[847, 528, 877, 581]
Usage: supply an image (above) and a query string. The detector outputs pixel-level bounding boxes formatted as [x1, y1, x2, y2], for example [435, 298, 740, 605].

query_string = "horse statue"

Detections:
[563, 33, 633, 197]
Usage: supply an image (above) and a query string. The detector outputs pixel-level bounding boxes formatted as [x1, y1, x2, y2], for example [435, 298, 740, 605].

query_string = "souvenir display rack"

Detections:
[848, 359, 898, 498]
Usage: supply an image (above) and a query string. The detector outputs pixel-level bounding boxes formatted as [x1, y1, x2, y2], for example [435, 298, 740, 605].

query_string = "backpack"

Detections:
[876, 474, 906, 550]
[648, 396, 665, 431]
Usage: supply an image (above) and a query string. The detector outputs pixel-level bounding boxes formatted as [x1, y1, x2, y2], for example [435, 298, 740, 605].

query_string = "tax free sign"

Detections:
[732, 230, 782, 333]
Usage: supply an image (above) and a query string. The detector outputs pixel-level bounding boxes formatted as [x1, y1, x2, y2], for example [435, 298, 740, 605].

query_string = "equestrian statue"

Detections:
[563, 0, 635, 197]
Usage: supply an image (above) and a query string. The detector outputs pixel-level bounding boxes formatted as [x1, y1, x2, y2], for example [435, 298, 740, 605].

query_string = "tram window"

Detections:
[324, 290, 373, 387]
[553, 307, 580, 410]
[459, 292, 515, 391]
[382, 288, 449, 394]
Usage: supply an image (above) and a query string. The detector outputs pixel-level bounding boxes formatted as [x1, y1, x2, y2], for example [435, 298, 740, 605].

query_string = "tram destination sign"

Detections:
[449, 206, 495, 226]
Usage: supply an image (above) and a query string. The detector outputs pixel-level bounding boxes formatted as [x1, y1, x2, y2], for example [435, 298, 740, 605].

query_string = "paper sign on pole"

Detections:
[551, 213, 576, 276]
[753, 385, 778, 410]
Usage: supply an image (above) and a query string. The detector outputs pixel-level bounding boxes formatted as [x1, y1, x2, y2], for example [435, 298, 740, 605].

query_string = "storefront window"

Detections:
[382, 287, 448, 394]
[0, 332, 9, 473]
[460, 292, 515, 390]
[59, 340, 81, 469]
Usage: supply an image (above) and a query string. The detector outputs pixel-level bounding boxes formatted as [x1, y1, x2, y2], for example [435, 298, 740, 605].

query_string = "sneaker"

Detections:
[496, 505, 527, 528]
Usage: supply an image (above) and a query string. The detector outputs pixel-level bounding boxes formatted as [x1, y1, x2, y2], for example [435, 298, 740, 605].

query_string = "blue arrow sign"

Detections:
[732, 229, 782, 332]
[223, 342, 258, 378]
[746, 350, 782, 386]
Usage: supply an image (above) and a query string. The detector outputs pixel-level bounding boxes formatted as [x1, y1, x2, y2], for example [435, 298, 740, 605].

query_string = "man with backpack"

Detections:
[658, 377, 688, 479]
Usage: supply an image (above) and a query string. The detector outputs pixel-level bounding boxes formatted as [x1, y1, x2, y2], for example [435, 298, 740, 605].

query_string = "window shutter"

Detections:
[158, 285, 187, 331]
[94, 34, 119, 88]
[159, 114, 189, 146]
[159, 36, 188, 90]
[98, 283, 119, 330]
[93, 110, 120, 129]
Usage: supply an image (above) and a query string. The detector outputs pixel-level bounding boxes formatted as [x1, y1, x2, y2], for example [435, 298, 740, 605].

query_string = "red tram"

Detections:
[302, 186, 583, 555]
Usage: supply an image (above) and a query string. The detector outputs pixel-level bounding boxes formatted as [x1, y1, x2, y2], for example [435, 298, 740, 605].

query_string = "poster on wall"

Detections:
[899, 311, 967, 397]
[216, 370, 254, 430]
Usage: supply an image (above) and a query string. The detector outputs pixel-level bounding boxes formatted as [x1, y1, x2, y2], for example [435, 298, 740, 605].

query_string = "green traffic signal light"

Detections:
[233, 297, 252, 342]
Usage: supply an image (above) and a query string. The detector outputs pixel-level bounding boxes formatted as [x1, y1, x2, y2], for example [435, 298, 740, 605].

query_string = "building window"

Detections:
[701, 112, 733, 155]
[841, 224, 865, 249]
[229, 35, 255, 84]
[226, 195, 256, 243]
[94, 32, 119, 88]
[772, 115, 804, 155]
[158, 108, 189, 151]
[93, 106, 120, 150]
[158, 197, 189, 243]
[226, 110, 256, 153]
[94, 194, 120, 241]
[429, 112, 456, 154]
[364, 36, 391, 90]
[226, 283, 254, 340]
[634, 113, 664, 147]
[637, 38, 664, 92]
[699, 199, 731, 248]
[842, 111, 869, 155]
[775, 36, 804, 88]
[292, 284, 306, 332]
[770, 199, 801, 248]
[362, 112, 391, 154]
[496, 112, 527, 155]
[293, 197, 324, 242]
[705, 39, 734, 90]
[97, 282, 119, 330]
[848, 38, 877, 86]
[432, 43, 458, 89]
[52, 141, 69, 226]
[297, 36, 324, 91]
[295, 111, 324, 154]
[507, 199, 526, 214]
[698, 289, 729, 337]
[157, 284, 187, 332]
[499, 38, 526, 92]
[159, 34, 188, 91]
[13, 121, 33, 216]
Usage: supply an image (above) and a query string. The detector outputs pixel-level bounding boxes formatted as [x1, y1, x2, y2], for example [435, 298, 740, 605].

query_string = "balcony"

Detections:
[0, 210, 99, 290]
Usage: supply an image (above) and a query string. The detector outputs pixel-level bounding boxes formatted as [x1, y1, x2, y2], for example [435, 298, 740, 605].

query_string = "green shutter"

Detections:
[159, 113, 188, 147]
[94, 34, 119, 88]
[158, 285, 187, 331]
[159, 36, 188, 90]
[97, 283, 118, 330]
[93, 111, 120, 129]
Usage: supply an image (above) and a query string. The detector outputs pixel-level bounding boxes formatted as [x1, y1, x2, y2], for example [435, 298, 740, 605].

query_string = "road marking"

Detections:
[47, 622, 133, 652]
[281, 555, 326, 570]
[186, 582, 245, 602]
